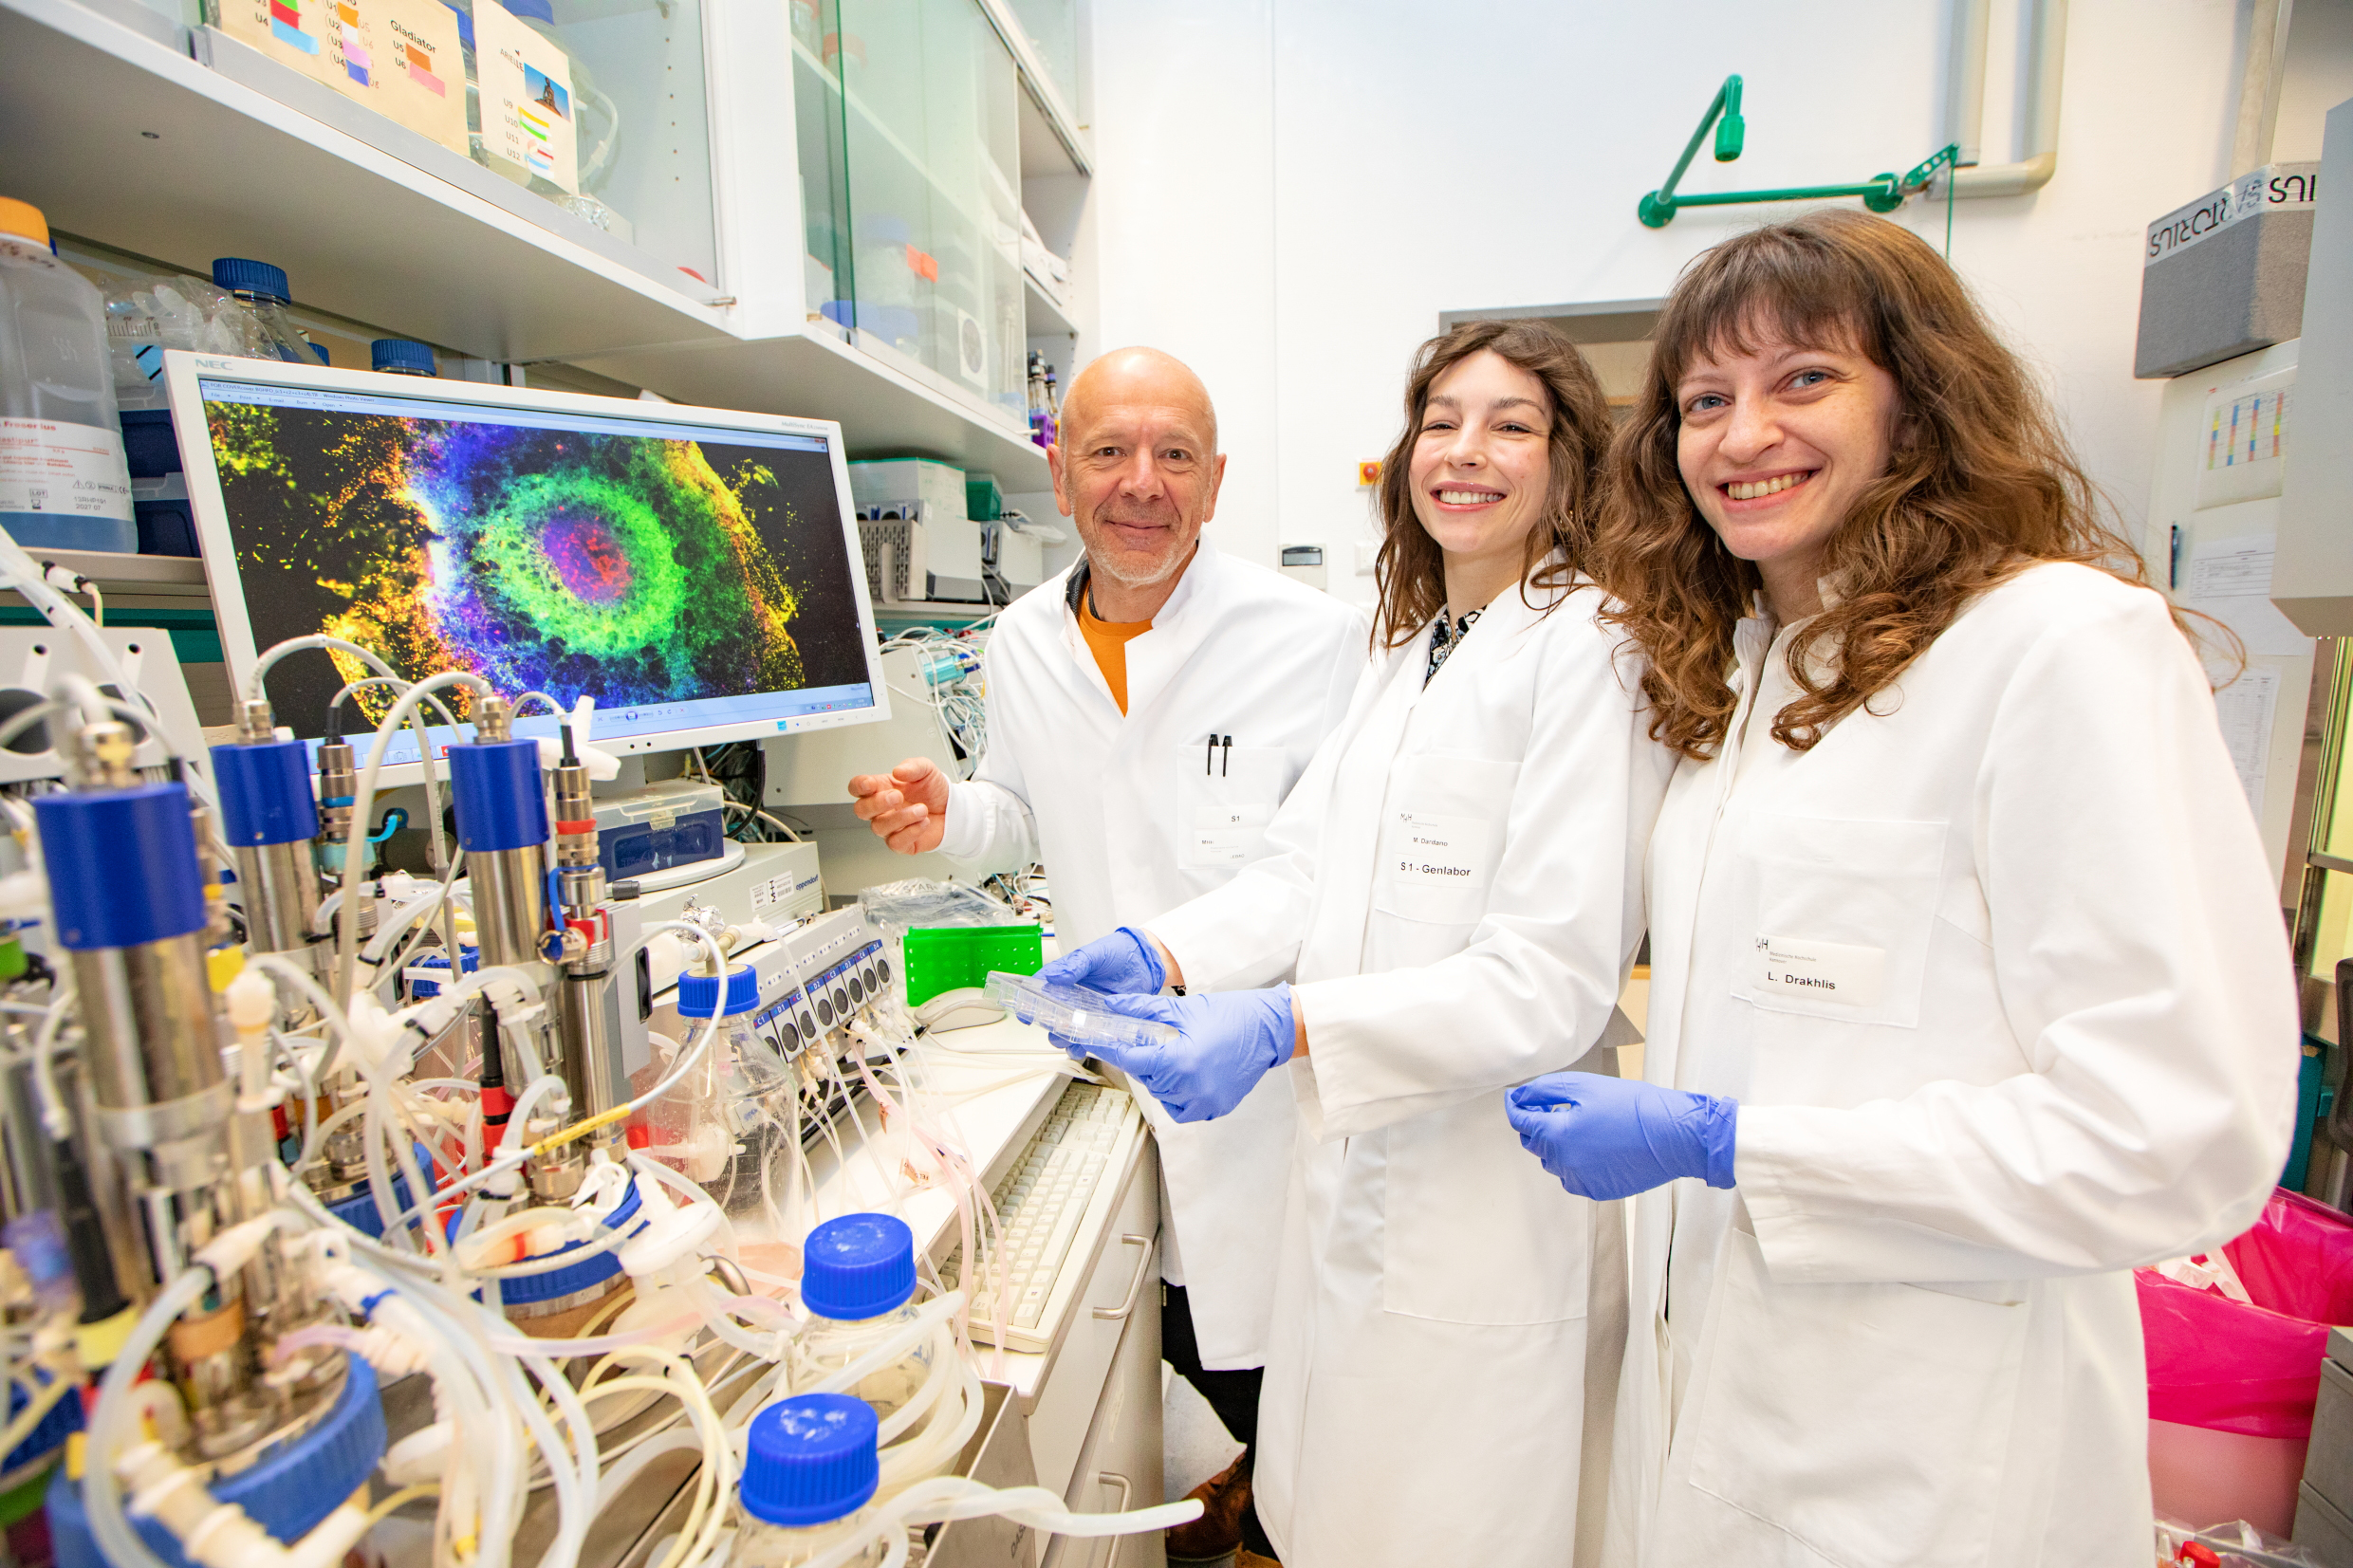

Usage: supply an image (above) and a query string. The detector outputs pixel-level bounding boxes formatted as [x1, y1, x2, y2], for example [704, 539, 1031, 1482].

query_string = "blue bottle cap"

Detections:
[501, 0, 555, 22]
[371, 339, 437, 376]
[739, 1394, 879, 1527]
[211, 257, 290, 304]
[801, 1212, 916, 1320]
[676, 963, 758, 1019]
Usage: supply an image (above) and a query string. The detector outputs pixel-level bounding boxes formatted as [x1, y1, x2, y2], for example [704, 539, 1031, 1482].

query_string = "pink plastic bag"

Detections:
[2138, 1188, 2353, 1438]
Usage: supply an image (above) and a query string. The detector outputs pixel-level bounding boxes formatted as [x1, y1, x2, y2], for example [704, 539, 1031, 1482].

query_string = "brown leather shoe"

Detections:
[1166, 1453, 1251, 1560]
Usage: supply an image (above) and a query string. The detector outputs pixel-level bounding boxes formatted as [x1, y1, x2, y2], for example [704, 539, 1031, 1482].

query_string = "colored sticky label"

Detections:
[345, 60, 369, 83]
[408, 61, 445, 94]
[269, 14, 320, 50]
[269, 0, 300, 24]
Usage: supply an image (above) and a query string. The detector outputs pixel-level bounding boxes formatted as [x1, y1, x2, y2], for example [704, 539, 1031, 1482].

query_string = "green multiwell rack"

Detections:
[900, 923, 1044, 1005]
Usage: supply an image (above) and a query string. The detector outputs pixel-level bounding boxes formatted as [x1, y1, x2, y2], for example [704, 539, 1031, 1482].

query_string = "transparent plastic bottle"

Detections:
[0, 197, 135, 553]
[795, 1212, 932, 1422]
[734, 1393, 884, 1568]
[445, 2, 488, 165]
[211, 257, 323, 365]
[658, 963, 758, 1180]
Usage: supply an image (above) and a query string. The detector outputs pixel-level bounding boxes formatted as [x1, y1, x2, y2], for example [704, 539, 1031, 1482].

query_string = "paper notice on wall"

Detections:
[2185, 532, 2311, 658]
[476, 1, 578, 195]
[2215, 666, 2281, 818]
[2197, 365, 2293, 509]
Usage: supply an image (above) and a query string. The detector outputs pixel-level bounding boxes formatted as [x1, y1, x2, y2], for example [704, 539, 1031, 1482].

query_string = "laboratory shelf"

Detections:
[571, 323, 1053, 490]
[1026, 270, 1077, 338]
[4, 0, 1057, 485]
[6, 551, 209, 599]
[0, 0, 734, 365]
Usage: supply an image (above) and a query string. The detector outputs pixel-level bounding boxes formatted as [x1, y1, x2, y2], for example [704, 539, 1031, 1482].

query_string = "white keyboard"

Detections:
[937, 1079, 1140, 1352]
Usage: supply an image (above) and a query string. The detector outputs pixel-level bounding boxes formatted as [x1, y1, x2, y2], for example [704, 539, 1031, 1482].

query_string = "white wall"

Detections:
[1076, 0, 2270, 603]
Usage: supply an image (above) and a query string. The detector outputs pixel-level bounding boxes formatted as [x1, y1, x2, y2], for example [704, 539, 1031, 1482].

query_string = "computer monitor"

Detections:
[164, 352, 890, 785]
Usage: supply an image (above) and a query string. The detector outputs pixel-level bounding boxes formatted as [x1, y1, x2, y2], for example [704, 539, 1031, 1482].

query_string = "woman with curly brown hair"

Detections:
[1505, 208, 2298, 1563]
[1047, 318, 1672, 1565]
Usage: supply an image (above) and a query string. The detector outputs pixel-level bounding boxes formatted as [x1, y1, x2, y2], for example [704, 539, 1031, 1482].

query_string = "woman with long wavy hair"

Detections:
[1503, 208, 2297, 1563]
[1038, 318, 1671, 1566]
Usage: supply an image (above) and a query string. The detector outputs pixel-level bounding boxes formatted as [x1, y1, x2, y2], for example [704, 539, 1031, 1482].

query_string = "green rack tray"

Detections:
[901, 923, 1044, 1005]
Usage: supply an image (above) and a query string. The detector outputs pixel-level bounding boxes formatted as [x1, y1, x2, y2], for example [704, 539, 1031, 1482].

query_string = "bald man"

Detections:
[850, 348, 1364, 1565]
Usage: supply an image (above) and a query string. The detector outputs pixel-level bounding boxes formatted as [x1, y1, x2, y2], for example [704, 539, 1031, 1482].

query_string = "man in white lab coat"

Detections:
[849, 346, 1366, 1565]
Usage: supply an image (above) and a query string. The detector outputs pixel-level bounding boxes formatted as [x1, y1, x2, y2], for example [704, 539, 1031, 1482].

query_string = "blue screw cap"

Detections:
[211, 257, 291, 304]
[371, 339, 437, 376]
[676, 963, 758, 1019]
[801, 1212, 916, 1320]
[739, 1394, 879, 1527]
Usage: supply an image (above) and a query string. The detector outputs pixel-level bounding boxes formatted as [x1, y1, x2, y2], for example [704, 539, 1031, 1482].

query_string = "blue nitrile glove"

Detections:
[1503, 1072, 1738, 1202]
[1068, 986, 1297, 1123]
[1037, 927, 1166, 996]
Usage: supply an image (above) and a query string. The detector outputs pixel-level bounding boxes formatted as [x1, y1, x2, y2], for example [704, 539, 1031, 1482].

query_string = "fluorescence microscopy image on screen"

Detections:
[201, 388, 871, 737]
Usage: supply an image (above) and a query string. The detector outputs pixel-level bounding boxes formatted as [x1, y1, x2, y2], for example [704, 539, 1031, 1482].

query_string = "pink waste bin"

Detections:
[2140, 1189, 2353, 1537]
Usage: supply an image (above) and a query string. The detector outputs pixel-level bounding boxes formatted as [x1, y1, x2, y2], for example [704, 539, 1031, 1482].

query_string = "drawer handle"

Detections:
[1096, 1471, 1132, 1568]
[1092, 1234, 1153, 1321]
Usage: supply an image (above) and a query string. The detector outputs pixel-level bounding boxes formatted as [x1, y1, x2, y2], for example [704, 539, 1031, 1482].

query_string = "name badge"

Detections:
[1754, 934, 1885, 1008]
[1390, 811, 1486, 884]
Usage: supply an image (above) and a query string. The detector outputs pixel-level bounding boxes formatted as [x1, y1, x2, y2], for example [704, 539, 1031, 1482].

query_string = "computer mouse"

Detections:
[915, 987, 1007, 1033]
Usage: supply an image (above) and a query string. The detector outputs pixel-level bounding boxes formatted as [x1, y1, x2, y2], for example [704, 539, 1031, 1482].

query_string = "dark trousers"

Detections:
[1162, 1282, 1274, 1558]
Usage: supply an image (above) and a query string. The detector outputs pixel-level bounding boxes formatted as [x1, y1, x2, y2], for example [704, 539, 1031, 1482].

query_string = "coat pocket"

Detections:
[1381, 1096, 1592, 1325]
[1732, 813, 1946, 1028]
[1678, 1231, 2028, 1567]
[1370, 753, 1521, 928]
[1176, 744, 1288, 869]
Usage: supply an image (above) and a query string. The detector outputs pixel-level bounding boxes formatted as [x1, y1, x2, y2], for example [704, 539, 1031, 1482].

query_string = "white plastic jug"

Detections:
[0, 198, 134, 553]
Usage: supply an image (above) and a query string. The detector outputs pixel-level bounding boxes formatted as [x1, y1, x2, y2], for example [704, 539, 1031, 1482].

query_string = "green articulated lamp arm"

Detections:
[1638, 74, 1960, 230]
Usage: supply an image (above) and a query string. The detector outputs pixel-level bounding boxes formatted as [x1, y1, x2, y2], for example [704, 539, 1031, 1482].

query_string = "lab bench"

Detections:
[462, 1017, 1163, 1568]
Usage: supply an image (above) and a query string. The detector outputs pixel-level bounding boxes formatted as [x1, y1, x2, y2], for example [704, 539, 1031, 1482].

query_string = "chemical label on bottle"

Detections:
[0, 420, 133, 523]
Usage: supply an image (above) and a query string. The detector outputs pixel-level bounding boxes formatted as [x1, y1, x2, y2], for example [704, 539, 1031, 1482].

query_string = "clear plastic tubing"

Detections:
[0, 198, 135, 553]
[985, 971, 1178, 1052]
[734, 1393, 884, 1568]
[795, 1213, 932, 1422]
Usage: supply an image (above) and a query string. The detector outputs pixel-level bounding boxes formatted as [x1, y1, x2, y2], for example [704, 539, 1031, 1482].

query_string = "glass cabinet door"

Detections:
[206, 0, 719, 288]
[1002, 0, 1076, 112]
[825, 0, 1027, 429]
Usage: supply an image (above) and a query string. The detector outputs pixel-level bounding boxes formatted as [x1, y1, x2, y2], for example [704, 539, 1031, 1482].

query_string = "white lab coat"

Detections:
[938, 540, 1366, 1368]
[1149, 570, 1673, 1568]
[1611, 563, 2300, 1567]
